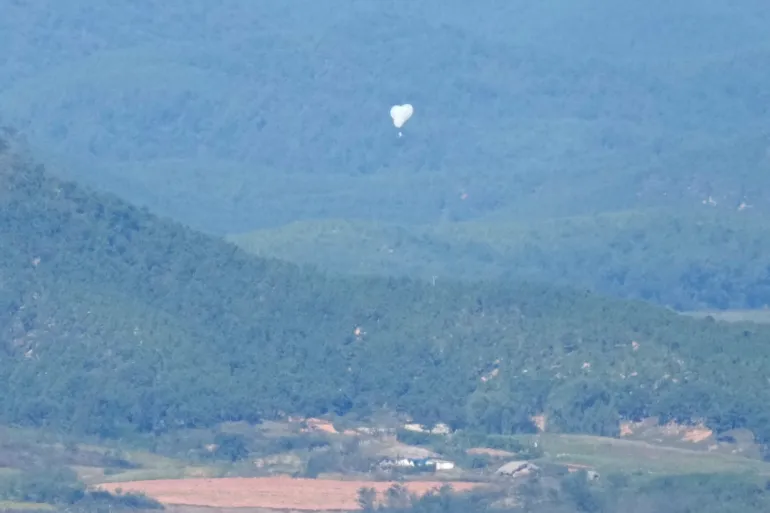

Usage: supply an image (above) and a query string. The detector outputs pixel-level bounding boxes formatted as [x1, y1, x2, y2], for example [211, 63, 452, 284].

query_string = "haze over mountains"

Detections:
[3, 129, 770, 448]
[4, 2, 770, 511]
[4, 0, 770, 316]
[3, 0, 770, 232]
[4, 125, 770, 511]
[229, 210, 770, 311]
[3, 0, 770, 428]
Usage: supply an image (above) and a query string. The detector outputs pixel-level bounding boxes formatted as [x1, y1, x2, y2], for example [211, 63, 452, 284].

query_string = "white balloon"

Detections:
[390, 104, 414, 129]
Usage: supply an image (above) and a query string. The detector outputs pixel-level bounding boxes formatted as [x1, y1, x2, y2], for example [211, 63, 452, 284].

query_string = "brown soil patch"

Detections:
[97, 477, 485, 511]
[620, 417, 714, 443]
[619, 422, 634, 437]
[530, 415, 546, 432]
[682, 428, 713, 443]
[304, 418, 338, 435]
[466, 447, 516, 458]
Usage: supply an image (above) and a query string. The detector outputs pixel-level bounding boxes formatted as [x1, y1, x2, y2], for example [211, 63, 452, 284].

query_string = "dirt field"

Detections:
[97, 476, 486, 511]
[466, 447, 516, 458]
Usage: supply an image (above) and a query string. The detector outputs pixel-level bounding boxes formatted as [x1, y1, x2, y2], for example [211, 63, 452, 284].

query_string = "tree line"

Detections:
[2, 136, 770, 453]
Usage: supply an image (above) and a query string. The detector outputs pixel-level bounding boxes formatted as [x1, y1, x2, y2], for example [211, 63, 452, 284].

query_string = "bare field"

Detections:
[97, 476, 486, 511]
[466, 447, 516, 458]
[164, 506, 321, 513]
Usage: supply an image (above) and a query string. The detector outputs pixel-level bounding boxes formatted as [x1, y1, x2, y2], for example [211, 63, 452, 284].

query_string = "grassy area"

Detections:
[72, 444, 223, 485]
[0, 425, 223, 487]
[3, 419, 770, 494]
[76, 459, 221, 485]
[0, 501, 55, 511]
[90, 466, 219, 484]
[227, 209, 770, 312]
[516, 434, 770, 477]
[681, 309, 770, 324]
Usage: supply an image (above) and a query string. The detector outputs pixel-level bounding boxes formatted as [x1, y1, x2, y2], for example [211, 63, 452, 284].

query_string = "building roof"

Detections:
[496, 460, 536, 475]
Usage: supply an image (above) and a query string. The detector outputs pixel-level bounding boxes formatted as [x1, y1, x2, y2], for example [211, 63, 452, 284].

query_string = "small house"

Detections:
[378, 458, 416, 469]
[427, 459, 455, 471]
[378, 457, 456, 472]
[430, 423, 452, 435]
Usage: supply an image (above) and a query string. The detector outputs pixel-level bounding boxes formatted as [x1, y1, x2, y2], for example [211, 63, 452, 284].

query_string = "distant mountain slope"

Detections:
[1, 0, 769, 232]
[228, 209, 770, 310]
[3, 133, 770, 450]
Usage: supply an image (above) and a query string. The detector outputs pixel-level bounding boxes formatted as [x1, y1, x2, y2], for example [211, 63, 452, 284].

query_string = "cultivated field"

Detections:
[516, 433, 770, 476]
[97, 476, 486, 510]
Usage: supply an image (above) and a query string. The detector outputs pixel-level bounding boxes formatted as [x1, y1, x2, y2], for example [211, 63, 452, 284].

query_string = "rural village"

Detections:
[75, 411, 761, 511]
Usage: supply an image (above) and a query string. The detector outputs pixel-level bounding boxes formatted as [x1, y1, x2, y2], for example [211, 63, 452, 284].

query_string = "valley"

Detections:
[4, 413, 770, 512]
[2, 128, 770, 511]
[3, 1, 770, 511]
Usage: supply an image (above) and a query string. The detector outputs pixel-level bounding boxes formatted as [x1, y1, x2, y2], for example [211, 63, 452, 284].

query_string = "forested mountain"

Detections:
[3, 134, 770, 451]
[5, 0, 769, 314]
[230, 210, 770, 311]
[2, 0, 769, 233]
[5, 3, 770, 510]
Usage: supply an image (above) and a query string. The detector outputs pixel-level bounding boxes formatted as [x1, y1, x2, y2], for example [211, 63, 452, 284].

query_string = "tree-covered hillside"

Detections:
[229, 210, 770, 310]
[2, 0, 769, 233]
[2, 134, 770, 449]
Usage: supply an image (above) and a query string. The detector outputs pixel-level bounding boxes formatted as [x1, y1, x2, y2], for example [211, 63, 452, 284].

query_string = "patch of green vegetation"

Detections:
[682, 309, 770, 324]
[229, 209, 770, 311]
[0, 424, 224, 489]
[395, 430, 447, 448]
[0, 464, 162, 512]
[0, 501, 55, 511]
[395, 429, 543, 467]
[517, 434, 770, 477]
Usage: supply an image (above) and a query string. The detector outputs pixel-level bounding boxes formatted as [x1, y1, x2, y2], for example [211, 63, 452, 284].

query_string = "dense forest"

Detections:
[3, 0, 770, 316]
[230, 209, 770, 311]
[3, 134, 770, 452]
[4, 2, 770, 510]
[2, 0, 769, 234]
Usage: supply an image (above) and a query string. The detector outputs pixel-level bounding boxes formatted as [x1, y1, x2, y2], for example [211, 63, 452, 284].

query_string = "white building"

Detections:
[426, 459, 455, 471]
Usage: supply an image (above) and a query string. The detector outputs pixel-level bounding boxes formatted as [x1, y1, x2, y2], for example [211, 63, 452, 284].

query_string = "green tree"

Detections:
[212, 433, 249, 462]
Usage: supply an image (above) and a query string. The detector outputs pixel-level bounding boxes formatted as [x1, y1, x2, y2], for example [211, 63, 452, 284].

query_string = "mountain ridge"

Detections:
[228, 208, 770, 310]
[3, 0, 770, 233]
[2, 133, 770, 450]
